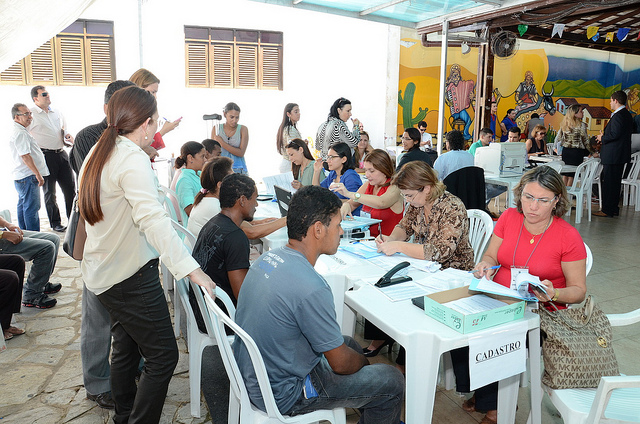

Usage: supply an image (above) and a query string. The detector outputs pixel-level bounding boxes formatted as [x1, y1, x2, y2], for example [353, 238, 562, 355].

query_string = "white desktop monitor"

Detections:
[475, 142, 526, 177]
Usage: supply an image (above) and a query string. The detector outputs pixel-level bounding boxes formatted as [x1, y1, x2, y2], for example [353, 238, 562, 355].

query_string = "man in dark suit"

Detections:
[595, 90, 633, 217]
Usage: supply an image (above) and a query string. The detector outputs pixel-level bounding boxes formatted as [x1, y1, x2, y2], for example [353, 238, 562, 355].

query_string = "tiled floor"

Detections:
[1, 198, 639, 423]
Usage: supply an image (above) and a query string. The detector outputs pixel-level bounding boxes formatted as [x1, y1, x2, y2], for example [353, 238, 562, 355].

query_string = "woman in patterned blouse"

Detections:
[375, 161, 474, 270]
[315, 97, 362, 161]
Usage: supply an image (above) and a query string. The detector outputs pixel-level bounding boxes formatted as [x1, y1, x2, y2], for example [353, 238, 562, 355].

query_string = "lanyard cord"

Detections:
[512, 216, 553, 268]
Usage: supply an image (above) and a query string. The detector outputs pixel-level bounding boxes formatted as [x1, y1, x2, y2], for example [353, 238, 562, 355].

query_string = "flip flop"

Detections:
[3, 331, 13, 341]
[6, 326, 25, 336]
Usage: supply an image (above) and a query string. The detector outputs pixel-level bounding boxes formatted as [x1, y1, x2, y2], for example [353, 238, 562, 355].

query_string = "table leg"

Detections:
[528, 328, 542, 424]
[404, 339, 439, 424]
[497, 374, 520, 424]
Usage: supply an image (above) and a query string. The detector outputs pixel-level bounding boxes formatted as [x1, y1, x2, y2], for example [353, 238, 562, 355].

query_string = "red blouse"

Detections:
[361, 181, 404, 237]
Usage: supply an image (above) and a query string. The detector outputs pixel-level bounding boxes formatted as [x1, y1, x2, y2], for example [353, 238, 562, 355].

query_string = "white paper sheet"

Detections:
[443, 295, 508, 314]
[378, 281, 434, 302]
[262, 173, 294, 195]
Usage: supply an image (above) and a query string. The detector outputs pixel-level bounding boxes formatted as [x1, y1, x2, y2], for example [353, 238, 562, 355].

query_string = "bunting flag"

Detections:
[518, 24, 528, 36]
[637, 31, 640, 41]
[606, 32, 615, 42]
[617, 28, 630, 41]
[552, 23, 565, 38]
[587, 26, 599, 40]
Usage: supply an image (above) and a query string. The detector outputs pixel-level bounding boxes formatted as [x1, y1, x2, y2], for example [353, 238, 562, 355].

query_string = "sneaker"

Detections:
[22, 294, 57, 309]
[43, 282, 62, 294]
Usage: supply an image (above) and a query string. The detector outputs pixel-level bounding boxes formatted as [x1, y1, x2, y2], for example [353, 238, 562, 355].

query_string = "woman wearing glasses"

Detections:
[525, 124, 548, 158]
[454, 167, 587, 424]
[315, 97, 361, 161]
[397, 127, 436, 170]
[312, 142, 362, 215]
[556, 104, 596, 185]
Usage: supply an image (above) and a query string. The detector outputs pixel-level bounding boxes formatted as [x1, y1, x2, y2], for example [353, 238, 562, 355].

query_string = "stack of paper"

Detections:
[443, 295, 508, 314]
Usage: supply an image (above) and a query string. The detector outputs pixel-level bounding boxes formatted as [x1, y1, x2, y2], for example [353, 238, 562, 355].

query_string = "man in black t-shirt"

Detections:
[192, 173, 258, 303]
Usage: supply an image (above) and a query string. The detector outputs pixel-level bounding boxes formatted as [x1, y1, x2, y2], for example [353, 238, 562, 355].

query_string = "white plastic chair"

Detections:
[621, 151, 640, 211]
[169, 220, 197, 337]
[543, 307, 640, 424]
[202, 291, 346, 424]
[547, 143, 555, 155]
[467, 209, 494, 263]
[160, 185, 182, 224]
[175, 277, 235, 417]
[593, 163, 604, 211]
[565, 158, 600, 224]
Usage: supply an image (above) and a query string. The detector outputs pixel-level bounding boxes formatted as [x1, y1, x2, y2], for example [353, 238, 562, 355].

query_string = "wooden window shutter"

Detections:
[56, 36, 85, 85]
[212, 43, 233, 88]
[186, 42, 208, 87]
[260, 46, 281, 90]
[87, 37, 114, 85]
[236, 44, 257, 88]
[27, 39, 55, 84]
[0, 60, 25, 84]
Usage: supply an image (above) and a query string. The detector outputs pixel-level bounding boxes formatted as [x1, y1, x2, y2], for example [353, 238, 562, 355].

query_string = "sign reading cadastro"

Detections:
[468, 321, 528, 391]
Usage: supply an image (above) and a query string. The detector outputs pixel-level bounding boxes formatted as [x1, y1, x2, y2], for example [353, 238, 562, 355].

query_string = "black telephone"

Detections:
[375, 261, 412, 288]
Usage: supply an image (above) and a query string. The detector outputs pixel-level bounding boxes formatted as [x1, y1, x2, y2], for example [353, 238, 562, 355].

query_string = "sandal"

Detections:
[6, 326, 25, 336]
[3, 331, 13, 341]
[480, 411, 497, 424]
[462, 396, 480, 413]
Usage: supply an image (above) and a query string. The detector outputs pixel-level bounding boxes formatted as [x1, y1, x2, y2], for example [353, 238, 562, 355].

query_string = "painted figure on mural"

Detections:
[445, 64, 475, 141]
[515, 71, 539, 112]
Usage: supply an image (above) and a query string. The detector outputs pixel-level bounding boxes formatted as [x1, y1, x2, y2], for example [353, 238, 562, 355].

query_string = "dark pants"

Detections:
[97, 259, 178, 424]
[450, 347, 498, 411]
[0, 255, 25, 330]
[601, 163, 625, 216]
[42, 150, 75, 227]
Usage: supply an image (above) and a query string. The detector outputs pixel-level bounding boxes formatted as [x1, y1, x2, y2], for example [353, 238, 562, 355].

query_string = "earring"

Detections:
[145, 132, 148, 140]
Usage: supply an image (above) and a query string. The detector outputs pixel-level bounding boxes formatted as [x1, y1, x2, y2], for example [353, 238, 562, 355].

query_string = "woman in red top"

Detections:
[453, 166, 587, 424]
[331, 149, 404, 237]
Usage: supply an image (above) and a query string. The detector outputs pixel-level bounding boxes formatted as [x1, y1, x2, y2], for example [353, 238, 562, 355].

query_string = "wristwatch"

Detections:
[353, 192, 361, 200]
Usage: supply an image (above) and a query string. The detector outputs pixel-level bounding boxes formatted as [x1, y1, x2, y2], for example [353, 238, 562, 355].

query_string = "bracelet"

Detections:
[551, 289, 559, 302]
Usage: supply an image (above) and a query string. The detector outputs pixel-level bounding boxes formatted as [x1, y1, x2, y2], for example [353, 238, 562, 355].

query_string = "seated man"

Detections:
[0, 215, 60, 309]
[434, 130, 474, 181]
[468, 127, 493, 156]
[233, 185, 404, 423]
[192, 173, 257, 303]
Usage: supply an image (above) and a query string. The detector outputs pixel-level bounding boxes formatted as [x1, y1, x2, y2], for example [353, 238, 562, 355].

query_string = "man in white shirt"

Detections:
[418, 120, 433, 150]
[29, 86, 75, 232]
[9, 103, 49, 231]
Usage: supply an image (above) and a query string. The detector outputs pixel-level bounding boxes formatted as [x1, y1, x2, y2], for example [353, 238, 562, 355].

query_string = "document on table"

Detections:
[416, 267, 474, 291]
[443, 295, 508, 314]
[378, 281, 435, 302]
[339, 240, 382, 259]
[262, 173, 294, 195]
[368, 254, 441, 273]
[469, 275, 543, 301]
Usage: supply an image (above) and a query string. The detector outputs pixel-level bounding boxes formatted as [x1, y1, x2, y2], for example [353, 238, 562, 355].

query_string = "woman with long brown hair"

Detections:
[277, 103, 302, 173]
[286, 138, 315, 189]
[79, 86, 214, 424]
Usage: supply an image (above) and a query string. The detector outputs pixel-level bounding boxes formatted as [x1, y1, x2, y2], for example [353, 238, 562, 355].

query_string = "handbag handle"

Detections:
[538, 295, 595, 330]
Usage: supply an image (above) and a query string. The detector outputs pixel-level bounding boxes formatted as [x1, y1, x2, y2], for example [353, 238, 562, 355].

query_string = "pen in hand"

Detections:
[469, 265, 501, 273]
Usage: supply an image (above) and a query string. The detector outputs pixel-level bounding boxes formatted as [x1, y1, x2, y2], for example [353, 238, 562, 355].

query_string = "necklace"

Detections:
[513, 216, 553, 268]
[527, 217, 553, 244]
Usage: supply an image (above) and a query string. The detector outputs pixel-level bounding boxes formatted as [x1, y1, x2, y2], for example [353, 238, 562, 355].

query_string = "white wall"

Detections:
[0, 0, 395, 207]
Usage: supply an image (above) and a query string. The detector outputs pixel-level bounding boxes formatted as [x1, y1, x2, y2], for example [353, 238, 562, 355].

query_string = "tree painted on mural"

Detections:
[398, 82, 428, 130]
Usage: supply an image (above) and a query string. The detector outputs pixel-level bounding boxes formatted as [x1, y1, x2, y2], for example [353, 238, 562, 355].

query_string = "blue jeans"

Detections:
[0, 231, 59, 301]
[97, 259, 178, 424]
[288, 336, 404, 424]
[14, 175, 41, 231]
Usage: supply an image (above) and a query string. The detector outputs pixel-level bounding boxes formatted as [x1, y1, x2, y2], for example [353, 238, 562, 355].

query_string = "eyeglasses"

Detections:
[40, 92, 49, 97]
[326, 155, 341, 161]
[401, 136, 412, 141]
[401, 188, 424, 200]
[16, 112, 32, 117]
[538, 132, 547, 136]
[521, 193, 556, 205]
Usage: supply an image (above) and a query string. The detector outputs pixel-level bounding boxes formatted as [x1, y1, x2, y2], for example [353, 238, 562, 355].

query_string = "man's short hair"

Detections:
[418, 120, 427, 129]
[611, 90, 627, 106]
[479, 127, 493, 136]
[508, 126, 522, 136]
[287, 186, 341, 242]
[445, 130, 465, 150]
[202, 138, 221, 153]
[219, 174, 256, 209]
[30, 85, 45, 100]
[104, 80, 136, 105]
[11, 103, 26, 119]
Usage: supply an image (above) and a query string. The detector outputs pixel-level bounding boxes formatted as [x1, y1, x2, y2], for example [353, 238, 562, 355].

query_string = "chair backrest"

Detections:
[443, 166, 486, 211]
[0, 209, 11, 222]
[584, 242, 593, 276]
[467, 209, 493, 263]
[160, 185, 182, 224]
[542, 160, 564, 174]
[569, 158, 600, 192]
[170, 219, 197, 252]
[623, 151, 640, 181]
[547, 143, 554, 155]
[203, 291, 288, 421]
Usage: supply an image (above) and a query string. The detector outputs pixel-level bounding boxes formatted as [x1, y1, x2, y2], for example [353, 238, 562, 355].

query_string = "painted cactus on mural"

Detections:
[399, 82, 428, 129]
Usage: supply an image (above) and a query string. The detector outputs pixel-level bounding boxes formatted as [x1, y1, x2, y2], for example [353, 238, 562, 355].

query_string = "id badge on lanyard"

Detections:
[510, 266, 529, 290]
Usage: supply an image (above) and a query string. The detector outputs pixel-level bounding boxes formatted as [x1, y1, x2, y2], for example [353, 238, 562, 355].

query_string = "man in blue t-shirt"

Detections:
[233, 186, 404, 424]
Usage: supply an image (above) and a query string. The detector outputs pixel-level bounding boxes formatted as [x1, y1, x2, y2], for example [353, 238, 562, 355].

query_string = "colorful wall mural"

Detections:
[398, 27, 640, 144]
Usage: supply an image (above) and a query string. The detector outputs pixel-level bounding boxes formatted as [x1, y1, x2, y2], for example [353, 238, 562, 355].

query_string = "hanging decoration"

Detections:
[617, 28, 630, 41]
[592, 32, 600, 42]
[586, 26, 599, 40]
[606, 32, 615, 42]
[552, 24, 565, 38]
[518, 24, 528, 37]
